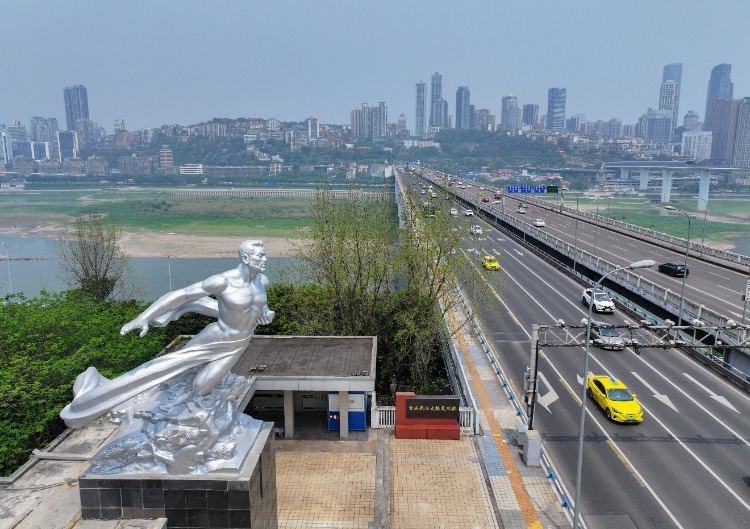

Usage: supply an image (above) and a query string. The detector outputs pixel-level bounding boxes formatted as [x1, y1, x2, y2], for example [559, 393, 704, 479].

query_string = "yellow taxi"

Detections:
[587, 375, 643, 423]
[481, 255, 500, 271]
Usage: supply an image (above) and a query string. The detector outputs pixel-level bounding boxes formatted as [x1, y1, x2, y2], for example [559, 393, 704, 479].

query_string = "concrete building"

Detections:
[56, 130, 78, 161]
[63, 84, 89, 132]
[430, 72, 448, 130]
[522, 104, 539, 127]
[501, 94, 521, 130]
[683, 110, 700, 131]
[646, 108, 673, 144]
[681, 131, 713, 161]
[659, 63, 682, 141]
[704, 64, 733, 132]
[455, 86, 471, 129]
[731, 97, 750, 177]
[710, 97, 739, 163]
[415, 81, 426, 136]
[546, 88, 566, 130]
[306, 117, 319, 139]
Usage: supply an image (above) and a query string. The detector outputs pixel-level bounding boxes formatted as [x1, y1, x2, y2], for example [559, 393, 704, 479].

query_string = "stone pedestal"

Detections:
[78, 422, 277, 529]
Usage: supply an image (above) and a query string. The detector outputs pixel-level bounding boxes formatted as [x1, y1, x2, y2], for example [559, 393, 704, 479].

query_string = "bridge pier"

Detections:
[697, 171, 710, 210]
[660, 169, 673, 203]
[639, 170, 649, 191]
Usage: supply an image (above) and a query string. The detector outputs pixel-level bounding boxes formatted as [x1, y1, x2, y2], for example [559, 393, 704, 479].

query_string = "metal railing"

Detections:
[370, 405, 477, 436]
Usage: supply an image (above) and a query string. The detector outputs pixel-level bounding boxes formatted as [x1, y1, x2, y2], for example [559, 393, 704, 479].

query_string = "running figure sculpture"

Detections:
[60, 240, 275, 474]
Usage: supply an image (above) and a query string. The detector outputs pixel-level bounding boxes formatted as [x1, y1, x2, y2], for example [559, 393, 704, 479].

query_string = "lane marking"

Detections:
[683, 373, 740, 414]
[536, 372, 559, 412]
[630, 371, 678, 412]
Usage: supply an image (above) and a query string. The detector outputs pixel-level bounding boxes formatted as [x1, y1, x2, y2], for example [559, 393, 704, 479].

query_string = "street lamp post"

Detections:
[0, 241, 12, 296]
[665, 206, 691, 331]
[572, 259, 656, 529]
[573, 195, 579, 273]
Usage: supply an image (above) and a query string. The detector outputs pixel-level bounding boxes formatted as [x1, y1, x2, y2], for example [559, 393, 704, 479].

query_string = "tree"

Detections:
[58, 214, 134, 302]
[293, 190, 398, 336]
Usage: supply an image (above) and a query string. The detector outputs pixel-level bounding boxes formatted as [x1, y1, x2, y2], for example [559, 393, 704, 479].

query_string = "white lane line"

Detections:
[630, 371, 678, 412]
[683, 373, 740, 414]
[636, 398, 750, 513]
[463, 253, 685, 528]
[536, 371, 559, 412]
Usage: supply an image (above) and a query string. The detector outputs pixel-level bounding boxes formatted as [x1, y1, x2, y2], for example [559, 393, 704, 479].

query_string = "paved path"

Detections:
[271, 304, 570, 529]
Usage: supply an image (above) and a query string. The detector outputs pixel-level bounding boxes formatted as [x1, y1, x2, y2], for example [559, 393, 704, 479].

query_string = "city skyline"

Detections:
[2, 1, 748, 132]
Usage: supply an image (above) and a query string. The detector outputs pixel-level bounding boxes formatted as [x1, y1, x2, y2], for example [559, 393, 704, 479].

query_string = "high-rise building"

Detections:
[710, 97, 739, 163]
[397, 114, 407, 132]
[56, 130, 79, 162]
[662, 63, 683, 85]
[429, 72, 448, 129]
[546, 88, 566, 130]
[30, 117, 54, 142]
[306, 117, 319, 139]
[63, 85, 90, 132]
[114, 119, 126, 132]
[350, 102, 388, 140]
[501, 94, 521, 129]
[455, 86, 471, 129]
[430, 73, 441, 128]
[415, 82, 426, 136]
[646, 108, 673, 144]
[681, 131, 713, 161]
[683, 111, 700, 131]
[657, 63, 682, 142]
[0, 130, 12, 166]
[703, 64, 733, 132]
[731, 97, 750, 174]
[522, 104, 539, 127]
[159, 145, 174, 167]
[474, 108, 495, 131]
[75, 118, 95, 148]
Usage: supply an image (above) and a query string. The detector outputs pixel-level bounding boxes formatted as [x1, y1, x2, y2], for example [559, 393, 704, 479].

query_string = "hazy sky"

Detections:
[2, 1, 748, 132]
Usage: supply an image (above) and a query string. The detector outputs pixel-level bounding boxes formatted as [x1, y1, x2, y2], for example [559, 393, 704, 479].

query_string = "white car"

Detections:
[491, 200, 501, 205]
[532, 218, 545, 227]
[450, 207, 458, 216]
[469, 225, 483, 236]
[517, 207, 526, 214]
[464, 209, 474, 216]
[582, 288, 615, 313]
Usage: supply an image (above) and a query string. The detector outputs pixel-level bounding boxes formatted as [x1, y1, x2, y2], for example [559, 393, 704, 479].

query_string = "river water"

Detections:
[0, 234, 288, 301]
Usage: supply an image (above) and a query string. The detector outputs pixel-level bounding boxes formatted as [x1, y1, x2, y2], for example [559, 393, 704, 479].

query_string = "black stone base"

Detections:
[79, 422, 277, 529]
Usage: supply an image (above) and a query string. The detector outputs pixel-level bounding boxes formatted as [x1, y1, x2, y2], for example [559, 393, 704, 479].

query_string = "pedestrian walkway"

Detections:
[1, 305, 570, 529]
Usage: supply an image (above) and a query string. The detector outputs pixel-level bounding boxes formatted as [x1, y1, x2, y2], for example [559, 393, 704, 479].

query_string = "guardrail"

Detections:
[454, 286, 576, 524]
[416, 173, 748, 355]
[507, 193, 750, 270]
[370, 405, 477, 436]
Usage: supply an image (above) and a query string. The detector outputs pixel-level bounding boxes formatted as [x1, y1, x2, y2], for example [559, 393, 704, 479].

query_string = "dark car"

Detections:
[658, 262, 689, 277]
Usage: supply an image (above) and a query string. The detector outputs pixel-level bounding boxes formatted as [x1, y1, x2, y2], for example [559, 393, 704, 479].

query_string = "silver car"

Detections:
[589, 322, 627, 351]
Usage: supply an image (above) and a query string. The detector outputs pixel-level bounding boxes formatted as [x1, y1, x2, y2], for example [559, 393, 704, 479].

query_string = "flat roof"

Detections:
[234, 336, 377, 392]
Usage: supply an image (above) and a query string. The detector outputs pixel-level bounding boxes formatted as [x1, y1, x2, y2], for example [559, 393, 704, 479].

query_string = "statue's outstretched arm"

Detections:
[121, 276, 227, 337]
[151, 297, 219, 327]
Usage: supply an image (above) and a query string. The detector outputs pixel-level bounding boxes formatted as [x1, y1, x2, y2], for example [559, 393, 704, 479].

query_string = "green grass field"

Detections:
[0, 189, 315, 238]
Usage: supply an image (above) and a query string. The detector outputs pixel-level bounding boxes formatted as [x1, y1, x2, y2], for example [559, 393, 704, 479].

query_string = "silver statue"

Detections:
[60, 240, 275, 474]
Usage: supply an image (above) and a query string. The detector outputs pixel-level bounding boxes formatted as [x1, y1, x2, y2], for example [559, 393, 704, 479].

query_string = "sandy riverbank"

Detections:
[0, 215, 301, 258]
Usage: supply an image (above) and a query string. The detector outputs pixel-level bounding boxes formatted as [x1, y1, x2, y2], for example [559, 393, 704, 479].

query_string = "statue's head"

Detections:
[239, 240, 266, 272]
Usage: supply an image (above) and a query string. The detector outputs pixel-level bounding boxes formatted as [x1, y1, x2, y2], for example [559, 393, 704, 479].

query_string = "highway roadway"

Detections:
[402, 169, 750, 528]
[448, 178, 750, 330]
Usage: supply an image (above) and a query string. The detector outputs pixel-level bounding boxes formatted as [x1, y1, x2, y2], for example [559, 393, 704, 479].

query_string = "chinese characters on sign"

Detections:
[405, 396, 460, 419]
